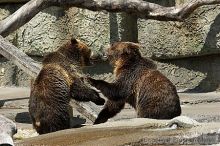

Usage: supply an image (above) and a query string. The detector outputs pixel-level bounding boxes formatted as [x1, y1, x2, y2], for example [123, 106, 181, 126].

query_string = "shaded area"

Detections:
[163, 13, 220, 92]
[83, 61, 112, 76]
[71, 116, 86, 128]
[109, 13, 119, 44]
[0, 97, 29, 108]
[15, 112, 86, 127]
[15, 112, 31, 123]
[194, 13, 220, 92]
[160, 54, 220, 92]
[118, 13, 138, 42]
[96, 0, 176, 46]
[144, 0, 175, 6]
[109, 12, 138, 43]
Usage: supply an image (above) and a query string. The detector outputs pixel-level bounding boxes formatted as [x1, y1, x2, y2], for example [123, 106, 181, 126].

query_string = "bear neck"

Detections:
[113, 56, 156, 76]
[141, 58, 157, 69]
[113, 56, 138, 76]
[42, 51, 82, 74]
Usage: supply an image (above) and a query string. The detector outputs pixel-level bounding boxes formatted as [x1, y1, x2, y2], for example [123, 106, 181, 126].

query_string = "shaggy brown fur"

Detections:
[87, 42, 181, 124]
[29, 38, 105, 134]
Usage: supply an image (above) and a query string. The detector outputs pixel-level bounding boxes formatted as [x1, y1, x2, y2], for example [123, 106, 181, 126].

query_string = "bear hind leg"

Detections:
[94, 100, 125, 124]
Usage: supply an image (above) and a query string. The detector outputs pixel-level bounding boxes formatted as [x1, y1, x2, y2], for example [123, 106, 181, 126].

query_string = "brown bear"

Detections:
[86, 42, 181, 124]
[29, 38, 105, 134]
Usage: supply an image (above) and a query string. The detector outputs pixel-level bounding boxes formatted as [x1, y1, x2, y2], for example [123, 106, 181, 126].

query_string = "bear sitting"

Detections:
[86, 42, 181, 124]
[29, 38, 105, 134]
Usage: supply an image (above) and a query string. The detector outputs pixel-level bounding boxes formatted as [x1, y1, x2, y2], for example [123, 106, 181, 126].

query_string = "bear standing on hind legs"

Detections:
[86, 42, 181, 124]
[29, 38, 105, 134]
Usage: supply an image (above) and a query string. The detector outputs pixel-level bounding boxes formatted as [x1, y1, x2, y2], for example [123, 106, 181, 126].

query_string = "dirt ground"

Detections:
[0, 87, 220, 145]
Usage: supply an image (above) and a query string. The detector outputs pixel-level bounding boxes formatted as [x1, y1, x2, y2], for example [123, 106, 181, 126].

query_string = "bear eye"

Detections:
[71, 38, 78, 44]
[111, 47, 116, 50]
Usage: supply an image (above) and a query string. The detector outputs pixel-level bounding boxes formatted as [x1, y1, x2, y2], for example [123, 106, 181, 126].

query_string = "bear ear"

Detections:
[71, 38, 78, 45]
[128, 42, 140, 49]
[122, 47, 132, 55]
[123, 42, 140, 55]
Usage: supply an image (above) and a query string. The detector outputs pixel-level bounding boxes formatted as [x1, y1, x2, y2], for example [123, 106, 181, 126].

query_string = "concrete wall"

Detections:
[1, 1, 220, 91]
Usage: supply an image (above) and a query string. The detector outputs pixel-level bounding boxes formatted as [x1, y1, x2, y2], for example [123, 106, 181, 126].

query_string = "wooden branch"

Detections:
[0, 35, 41, 77]
[149, 0, 220, 20]
[1, 0, 220, 37]
[0, 0, 49, 37]
[70, 101, 100, 122]
[0, 0, 29, 3]
[0, 35, 99, 122]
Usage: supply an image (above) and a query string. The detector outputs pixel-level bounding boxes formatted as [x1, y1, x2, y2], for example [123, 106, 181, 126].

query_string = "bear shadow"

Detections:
[15, 112, 87, 128]
[70, 115, 87, 128]
[15, 112, 32, 124]
[0, 97, 29, 108]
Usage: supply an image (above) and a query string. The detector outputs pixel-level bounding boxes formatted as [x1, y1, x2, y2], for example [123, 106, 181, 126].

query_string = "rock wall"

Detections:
[1, 1, 220, 91]
[139, 4, 220, 59]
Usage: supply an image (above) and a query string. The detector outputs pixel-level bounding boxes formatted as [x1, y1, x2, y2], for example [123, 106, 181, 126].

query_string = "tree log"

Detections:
[0, 35, 99, 122]
[0, 0, 49, 37]
[1, 0, 220, 37]
[0, 0, 29, 3]
[0, 35, 41, 77]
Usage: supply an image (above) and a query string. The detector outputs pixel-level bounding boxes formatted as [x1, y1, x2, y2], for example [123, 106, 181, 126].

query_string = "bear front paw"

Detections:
[85, 77, 96, 86]
[94, 98, 105, 105]
[90, 89, 105, 105]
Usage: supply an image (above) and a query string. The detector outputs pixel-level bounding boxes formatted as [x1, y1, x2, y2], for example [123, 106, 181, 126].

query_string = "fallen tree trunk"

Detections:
[0, 0, 49, 37]
[0, 0, 29, 3]
[0, 35, 40, 77]
[0, 35, 99, 122]
[1, 0, 220, 37]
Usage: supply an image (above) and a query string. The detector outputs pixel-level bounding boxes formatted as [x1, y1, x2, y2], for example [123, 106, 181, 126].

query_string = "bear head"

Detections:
[106, 42, 141, 66]
[59, 38, 92, 66]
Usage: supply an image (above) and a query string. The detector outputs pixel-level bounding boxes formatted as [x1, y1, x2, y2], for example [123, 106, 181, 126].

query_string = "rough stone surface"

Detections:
[138, 1, 220, 59]
[1, 53, 220, 92]
[0, 4, 11, 20]
[0, 4, 18, 44]
[86, 57, 220, 91]
[109, 13, 138, 43]
[70, 8, 110, 56]
[0, 6, 107, 58]
[0, 58, 32, 87]
[16, 7, 110, 56]
[1, 1, 220, 91]
[158, 54, 220, 91]
[16, 6, 74, 56]
[1, 54, 220, 92]
[0, 58, 17, 86]
[157, 61, 204, 91]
